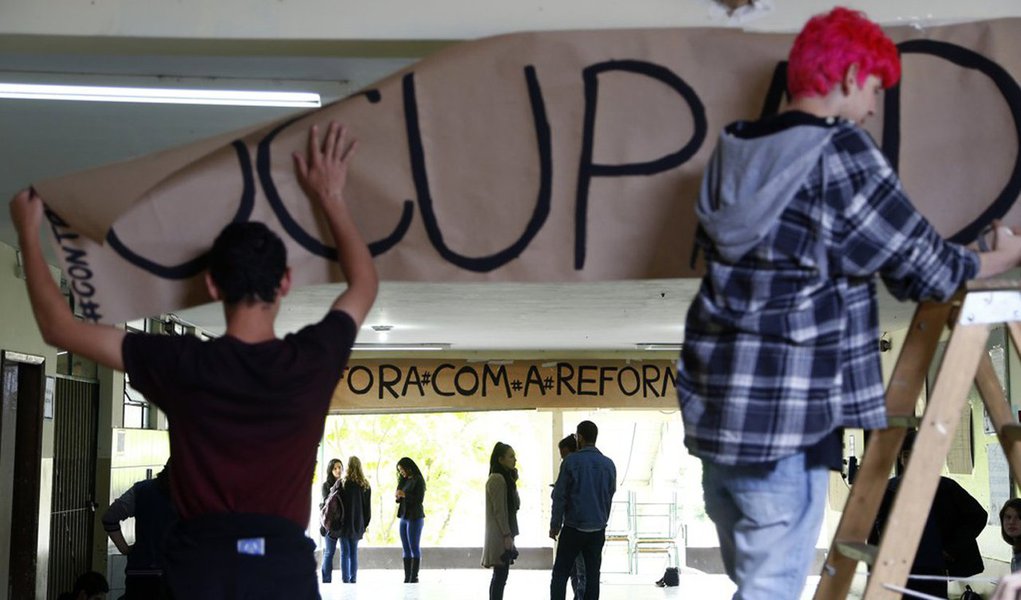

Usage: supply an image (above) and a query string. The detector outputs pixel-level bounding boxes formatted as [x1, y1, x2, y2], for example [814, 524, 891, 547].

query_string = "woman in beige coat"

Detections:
[483, 442, 519, 600]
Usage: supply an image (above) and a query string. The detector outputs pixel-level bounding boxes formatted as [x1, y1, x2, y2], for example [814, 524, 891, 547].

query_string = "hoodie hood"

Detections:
[697, 122, 836, 263]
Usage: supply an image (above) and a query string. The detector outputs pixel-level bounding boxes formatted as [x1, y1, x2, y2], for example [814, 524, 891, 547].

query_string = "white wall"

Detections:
[1, 0, 1020, 42]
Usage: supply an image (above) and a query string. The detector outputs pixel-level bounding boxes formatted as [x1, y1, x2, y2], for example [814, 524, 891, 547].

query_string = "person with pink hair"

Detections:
[677, 7, 1021, 599]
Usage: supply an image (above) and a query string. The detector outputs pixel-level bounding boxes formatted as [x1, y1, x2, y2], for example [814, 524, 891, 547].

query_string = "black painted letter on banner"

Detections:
[402, 66, 553, 272]
[575, 60, 708, 269]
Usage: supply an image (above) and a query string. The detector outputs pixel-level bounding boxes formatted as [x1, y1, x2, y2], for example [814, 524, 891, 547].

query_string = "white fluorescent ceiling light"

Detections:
[0, 83, 321, 108]
[637, 343, 682, 351]
[352, 343, 451, 351]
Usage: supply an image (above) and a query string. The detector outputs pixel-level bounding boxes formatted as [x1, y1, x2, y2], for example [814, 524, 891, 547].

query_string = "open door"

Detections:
[0, 351, 45, 600]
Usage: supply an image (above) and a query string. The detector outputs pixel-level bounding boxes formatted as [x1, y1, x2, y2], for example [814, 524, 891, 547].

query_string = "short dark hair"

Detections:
[577, 420, 598, 444]
[208, 222, 287, 305]
[558, 434, 577, 452]
[72, 570, 109, 595]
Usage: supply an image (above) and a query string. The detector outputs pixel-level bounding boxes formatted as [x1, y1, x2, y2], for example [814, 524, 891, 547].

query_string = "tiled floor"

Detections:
[317, 569, 823, 599]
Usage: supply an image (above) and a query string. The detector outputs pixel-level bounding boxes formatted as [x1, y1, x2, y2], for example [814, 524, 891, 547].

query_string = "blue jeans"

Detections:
[701, 451, 828, 600]
[321, 534, 338, 583]
[399, 517, 424, 559]
[340, 537, 359, 582]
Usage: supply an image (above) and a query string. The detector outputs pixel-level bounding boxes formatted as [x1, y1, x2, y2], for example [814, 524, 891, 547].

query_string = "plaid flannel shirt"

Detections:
[677, 120, 979, 465]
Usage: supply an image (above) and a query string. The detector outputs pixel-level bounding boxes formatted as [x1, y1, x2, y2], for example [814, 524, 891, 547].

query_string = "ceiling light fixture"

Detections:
[352, 343, 450, 352]
[0, 83, 321, 108]
[636, 343, 682, 351]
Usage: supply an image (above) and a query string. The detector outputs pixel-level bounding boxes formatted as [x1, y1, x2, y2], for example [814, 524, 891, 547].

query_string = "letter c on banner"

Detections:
[106, 140, 256, 279]
[257, 112, 415, 260]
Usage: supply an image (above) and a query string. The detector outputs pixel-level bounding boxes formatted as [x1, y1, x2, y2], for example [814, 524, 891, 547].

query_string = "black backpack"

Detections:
[319, 481, 345, 537]
[655, 567, 679, 587]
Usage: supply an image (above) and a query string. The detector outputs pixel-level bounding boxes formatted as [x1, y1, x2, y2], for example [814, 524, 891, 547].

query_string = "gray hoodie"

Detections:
[696, 121, 838, 267]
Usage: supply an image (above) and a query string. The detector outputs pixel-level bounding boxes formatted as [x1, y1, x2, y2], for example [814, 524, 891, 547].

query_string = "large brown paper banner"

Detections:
[331, 359, 677, 412]
[36, 20, 1021, 324]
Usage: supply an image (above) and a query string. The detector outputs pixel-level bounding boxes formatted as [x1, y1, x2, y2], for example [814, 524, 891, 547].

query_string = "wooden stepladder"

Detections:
[815, 281, 1021, 600]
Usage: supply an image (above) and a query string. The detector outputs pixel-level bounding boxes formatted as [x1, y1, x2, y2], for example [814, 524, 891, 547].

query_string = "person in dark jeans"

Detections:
[550, 421, 616, 600]
[483, 442, 520, 600]
[396, 456, 426, 583]
[557, 434, 586, 600]
[11, 120, 379, 600]
[339, 456, 372, 583]
[319, 458, 343, 583]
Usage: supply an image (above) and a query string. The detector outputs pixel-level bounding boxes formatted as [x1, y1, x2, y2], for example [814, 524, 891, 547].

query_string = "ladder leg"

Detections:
[975, 353, 1021, 485]
[814, 302, 950, 600]
[864, 323, 989, 600]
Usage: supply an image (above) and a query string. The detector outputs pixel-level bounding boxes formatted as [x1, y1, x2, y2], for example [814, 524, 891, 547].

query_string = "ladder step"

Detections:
[1002, 424, 1021, 443]
[834, 541, 877, 566]
[887, 415, 921, 428]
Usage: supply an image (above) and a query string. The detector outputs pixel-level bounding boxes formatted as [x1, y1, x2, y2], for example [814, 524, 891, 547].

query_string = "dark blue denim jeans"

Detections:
[340, 536, 359, 582]
[399, 517, 424, 558]
[321, 534, 338, 583]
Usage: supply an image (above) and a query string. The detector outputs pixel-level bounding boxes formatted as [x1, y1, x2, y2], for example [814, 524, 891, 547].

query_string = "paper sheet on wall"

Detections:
[988, 442, 1012, 525]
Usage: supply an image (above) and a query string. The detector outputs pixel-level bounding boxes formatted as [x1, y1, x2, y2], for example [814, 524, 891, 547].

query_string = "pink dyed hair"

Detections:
[787, 7, 901, 99]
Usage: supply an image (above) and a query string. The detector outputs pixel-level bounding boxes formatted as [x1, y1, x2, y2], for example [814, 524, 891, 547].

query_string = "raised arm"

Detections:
[10, 189, 125, 371]
[293, 122, 379, 328]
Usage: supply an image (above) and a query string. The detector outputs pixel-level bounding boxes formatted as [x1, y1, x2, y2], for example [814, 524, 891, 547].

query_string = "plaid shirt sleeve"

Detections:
[829, 128, 979, 301]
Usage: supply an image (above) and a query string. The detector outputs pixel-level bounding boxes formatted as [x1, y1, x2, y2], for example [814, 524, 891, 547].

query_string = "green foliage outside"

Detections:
[314, 409, 713, 549]
[317, 410, 552, 547]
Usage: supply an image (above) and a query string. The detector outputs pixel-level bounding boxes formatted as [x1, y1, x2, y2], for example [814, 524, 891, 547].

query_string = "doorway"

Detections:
[0, 351, 46, 600]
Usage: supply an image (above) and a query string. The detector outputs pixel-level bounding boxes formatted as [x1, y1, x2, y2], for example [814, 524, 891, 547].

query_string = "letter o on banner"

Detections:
[347, 365, 374, 395]
[454, 366, 480, 396]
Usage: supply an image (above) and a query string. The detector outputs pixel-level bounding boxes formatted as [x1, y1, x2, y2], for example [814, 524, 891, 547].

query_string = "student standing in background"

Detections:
[339, 456, 372, 583]
[396, 456, 426, 583]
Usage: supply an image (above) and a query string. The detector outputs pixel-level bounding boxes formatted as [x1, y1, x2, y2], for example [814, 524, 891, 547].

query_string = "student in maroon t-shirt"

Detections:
[10, 121, 378, 600]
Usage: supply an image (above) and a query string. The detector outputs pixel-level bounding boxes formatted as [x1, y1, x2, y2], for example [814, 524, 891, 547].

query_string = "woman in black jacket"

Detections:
[320, 458, 343, 583]
[339, 456, 372, 583]
[395, 456, 426, 583]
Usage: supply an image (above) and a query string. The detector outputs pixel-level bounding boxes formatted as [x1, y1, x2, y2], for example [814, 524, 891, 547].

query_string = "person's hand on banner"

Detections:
[991, 220, 1021, 249]
[9, 187, 44, 241]
[292, 121, 378, 327]
[9, 186, 126, 370]
[976, 219, 1021, 279]
[292, 121, 358, 214]
[991, 572, 1021, 600]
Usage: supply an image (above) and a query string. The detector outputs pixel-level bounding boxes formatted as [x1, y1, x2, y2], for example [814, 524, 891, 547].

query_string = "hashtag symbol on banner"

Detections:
[511, 380, 523, 392]
[421, 371, 432, 384]
[79, 300, 102, 323]
[543, 377, 554, 391]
